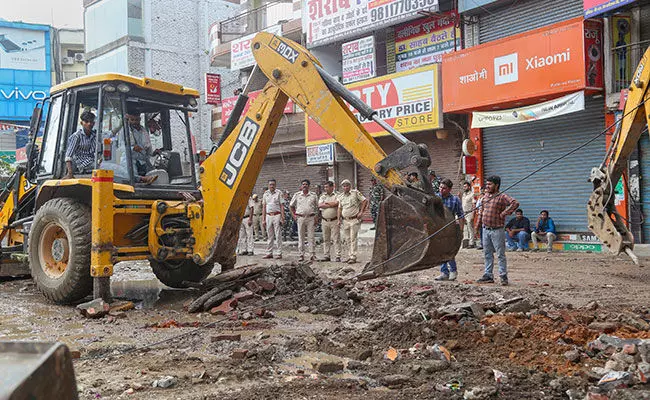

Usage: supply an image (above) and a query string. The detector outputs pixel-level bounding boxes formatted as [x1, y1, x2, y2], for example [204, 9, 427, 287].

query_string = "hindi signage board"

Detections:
[394, 11, 460, 72]
[303, 0, 439, 47]
[342, 35, 376, 84]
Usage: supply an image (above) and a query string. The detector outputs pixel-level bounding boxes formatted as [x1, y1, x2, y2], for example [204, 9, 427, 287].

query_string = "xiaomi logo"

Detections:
[494, 53, 518, 85]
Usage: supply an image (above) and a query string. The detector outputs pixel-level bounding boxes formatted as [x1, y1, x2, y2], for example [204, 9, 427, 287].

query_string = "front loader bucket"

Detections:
[360, 188, 462, 280]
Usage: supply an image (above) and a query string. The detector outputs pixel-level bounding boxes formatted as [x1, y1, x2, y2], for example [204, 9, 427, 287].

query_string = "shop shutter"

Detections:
[638, 133, 650, 242]
[254, 154, 329, 197]
[482, 96, 605, 232]
[478, 0, 583, 44]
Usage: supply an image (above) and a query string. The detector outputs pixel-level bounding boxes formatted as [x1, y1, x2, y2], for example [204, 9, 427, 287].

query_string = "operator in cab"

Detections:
[64, 111, 97, 179]
[125, 112, 155, 176]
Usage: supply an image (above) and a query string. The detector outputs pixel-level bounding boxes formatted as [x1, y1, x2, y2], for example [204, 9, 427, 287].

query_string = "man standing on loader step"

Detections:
[290, 179, 319, 262]
[337, 179, 368, 264]
[476, 175, 519, 286]
[319, 180, 341, 262]
[65, 111, 97, 179]
[262, 179, 284, 259]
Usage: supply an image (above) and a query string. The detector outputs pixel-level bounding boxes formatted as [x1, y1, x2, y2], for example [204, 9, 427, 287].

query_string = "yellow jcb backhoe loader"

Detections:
[0, 32, 460, 304]
[588, 45, 650, 263]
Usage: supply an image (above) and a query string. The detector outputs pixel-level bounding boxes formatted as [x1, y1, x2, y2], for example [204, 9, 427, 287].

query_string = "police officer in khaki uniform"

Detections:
[337, 179, 368, 264]
[237, 199, 255, 255]
[290, 179, 319, 261]
[318, 180, 341, 262]
[262, 179, 284, 259]
[250, 194, 265, 241]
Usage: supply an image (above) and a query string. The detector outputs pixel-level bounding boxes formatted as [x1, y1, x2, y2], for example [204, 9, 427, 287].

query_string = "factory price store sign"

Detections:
[342, 36, 376, 84]
[395, 11, 460, 72]
[306, 64, 442, 145]
[303, 0, 439, 47]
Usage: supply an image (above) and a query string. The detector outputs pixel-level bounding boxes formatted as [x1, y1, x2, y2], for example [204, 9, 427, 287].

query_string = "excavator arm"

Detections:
[588, 46, 650, 262]
[193, 32, 461, 277]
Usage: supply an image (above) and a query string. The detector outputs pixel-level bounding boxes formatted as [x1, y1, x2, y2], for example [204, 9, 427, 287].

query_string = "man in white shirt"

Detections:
[262, 179, 285, 259]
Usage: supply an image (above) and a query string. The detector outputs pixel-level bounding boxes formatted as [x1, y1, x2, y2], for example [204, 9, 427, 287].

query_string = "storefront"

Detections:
[304, 64, 461, 190]
[442, 17, 607, 239]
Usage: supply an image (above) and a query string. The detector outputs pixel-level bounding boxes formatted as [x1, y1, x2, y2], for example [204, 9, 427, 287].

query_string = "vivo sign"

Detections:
[1, 87, 47, 101]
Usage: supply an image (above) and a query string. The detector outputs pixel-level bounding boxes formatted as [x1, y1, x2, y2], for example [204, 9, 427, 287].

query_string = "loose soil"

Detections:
[1, 246, 650, 399]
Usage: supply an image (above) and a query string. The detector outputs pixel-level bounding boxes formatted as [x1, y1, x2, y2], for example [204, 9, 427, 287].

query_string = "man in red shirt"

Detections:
[476, 176, 519, 286]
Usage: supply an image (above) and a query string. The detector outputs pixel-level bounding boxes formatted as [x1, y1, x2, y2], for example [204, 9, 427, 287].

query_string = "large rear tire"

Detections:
[149, 259, 213, 288]
[28, 198, 92, 304]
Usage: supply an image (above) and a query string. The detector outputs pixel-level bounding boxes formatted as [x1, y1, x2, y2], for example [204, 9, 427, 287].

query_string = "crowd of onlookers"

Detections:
[238, 171, 558, 287]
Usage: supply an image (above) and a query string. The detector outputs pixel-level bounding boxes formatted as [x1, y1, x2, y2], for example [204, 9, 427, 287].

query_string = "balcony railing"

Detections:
[219, 0, 294, 44]
[611, 40, 650, 93]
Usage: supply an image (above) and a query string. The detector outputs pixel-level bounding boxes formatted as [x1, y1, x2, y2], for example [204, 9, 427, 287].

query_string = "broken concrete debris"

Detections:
[76, 298, 110, 318]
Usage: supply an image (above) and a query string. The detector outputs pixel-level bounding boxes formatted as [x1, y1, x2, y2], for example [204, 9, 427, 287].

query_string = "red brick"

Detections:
[231, 348, 249, 359]
[245, 280, 262, 294]
[234, 290, 256, 301]
[210, 298, 238, 315]
[256, 279, 276, 292]
[211, 334, 241, 342]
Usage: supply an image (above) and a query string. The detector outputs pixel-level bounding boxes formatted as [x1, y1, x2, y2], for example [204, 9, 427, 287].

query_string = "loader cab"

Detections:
[34, 74, 199, 198]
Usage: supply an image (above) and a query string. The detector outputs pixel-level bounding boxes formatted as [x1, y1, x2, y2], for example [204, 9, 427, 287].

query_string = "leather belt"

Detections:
[254, 213, 262, 216]
[267, 212, 281, 216]
[322, 217, 338, 222]
[296, 213, 316, 217]
[344, 216, 358, 220]
[483, 226, 503, 230]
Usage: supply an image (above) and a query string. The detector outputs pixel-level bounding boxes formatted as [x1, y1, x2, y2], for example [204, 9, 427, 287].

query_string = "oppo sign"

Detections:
[0, 87, 47, 101]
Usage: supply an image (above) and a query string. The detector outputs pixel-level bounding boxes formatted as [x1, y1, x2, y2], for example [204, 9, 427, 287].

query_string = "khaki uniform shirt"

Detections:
[290, 191, 318, 216]
[462, 191, 475, 213]
[338, 190, 366, 218]
[263, 190, 283, 214]
[319, 192, 339, 220]
[250, 198, 263, 215]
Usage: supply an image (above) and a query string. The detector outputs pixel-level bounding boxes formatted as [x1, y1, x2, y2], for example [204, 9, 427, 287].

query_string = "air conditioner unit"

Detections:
[74, 53, 85, 62]
[62, 57, 74, 65]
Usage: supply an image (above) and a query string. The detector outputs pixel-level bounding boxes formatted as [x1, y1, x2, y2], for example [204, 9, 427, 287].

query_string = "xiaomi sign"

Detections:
[442, 18, 600, 112]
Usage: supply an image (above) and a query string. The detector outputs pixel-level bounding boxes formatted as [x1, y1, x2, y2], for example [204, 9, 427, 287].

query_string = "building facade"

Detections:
[83, 0, 239, 150]
[52, 28, 86, 84]
[0, 20, 52, 165]
[445, 0, 650, 250]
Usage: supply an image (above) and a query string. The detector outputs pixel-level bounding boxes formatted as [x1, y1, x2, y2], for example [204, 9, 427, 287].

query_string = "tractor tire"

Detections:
[149, 259, 213, 288]
[28, 198, 92, 304]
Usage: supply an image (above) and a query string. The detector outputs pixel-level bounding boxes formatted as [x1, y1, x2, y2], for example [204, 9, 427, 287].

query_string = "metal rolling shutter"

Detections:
[482, 96, 605, 232]
[641, 5, 650, 43]
[638, 134, 650, 242]
[479, 0, 583, 44]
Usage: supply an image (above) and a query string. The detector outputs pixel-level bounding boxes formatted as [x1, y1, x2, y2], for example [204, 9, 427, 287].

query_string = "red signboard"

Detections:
[221, 91, 294, 125]
[442, 18, 601, 113]
[205, 73, 221, 105]
[584, 19, 604, 89]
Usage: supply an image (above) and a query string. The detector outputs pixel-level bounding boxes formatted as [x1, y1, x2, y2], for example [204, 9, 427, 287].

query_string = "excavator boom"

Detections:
[195, 32, 461, 277]
[588, 46, 650, 260]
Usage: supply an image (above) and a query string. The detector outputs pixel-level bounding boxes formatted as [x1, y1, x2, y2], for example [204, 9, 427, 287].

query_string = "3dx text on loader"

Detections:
[0, 32, 461, 303]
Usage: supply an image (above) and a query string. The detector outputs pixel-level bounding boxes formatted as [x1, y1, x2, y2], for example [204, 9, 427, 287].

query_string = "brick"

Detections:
[76, 298, 110, 319]
[231, 349, 249, 359]
[210, 298, 238, 315]
[256, 279, 276, 292]
[70, 350, 81, 359]
[234, 290, 256, 301]
[245, 280, 262, 294]
[211, 334, 241, 342]
[623, 343, 637, 355]
[110, 300, 135, 312]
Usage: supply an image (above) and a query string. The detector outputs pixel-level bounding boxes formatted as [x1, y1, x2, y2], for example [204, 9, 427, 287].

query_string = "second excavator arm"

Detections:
[588, 46, 650, 262]
[193, 32, 461, 278]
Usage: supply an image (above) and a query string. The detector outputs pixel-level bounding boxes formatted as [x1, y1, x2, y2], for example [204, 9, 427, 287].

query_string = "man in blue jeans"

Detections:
[435, 179, 464, 281]
[476, 176, 519, 286]
[505, 209, 531, 252]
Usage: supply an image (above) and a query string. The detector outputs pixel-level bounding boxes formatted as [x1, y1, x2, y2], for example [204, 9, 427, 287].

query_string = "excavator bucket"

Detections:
[360, 188, 462, 280]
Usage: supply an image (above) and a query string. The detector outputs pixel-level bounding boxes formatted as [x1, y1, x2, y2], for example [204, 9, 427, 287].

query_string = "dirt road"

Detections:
[1, 246, 650, 399]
